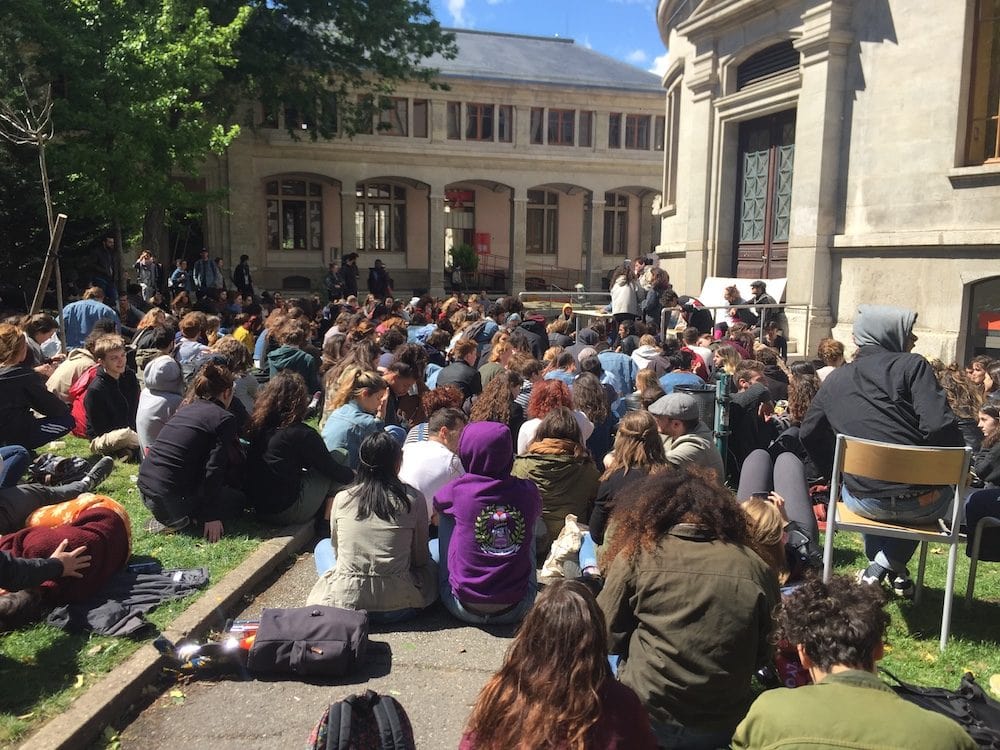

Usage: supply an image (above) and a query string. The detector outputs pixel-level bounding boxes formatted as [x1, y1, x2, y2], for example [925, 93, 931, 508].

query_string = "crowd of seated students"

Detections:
[2, 262, 994, 748]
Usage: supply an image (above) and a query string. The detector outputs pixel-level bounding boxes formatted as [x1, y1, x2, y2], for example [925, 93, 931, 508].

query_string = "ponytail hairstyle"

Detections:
[183, 362, 234, 405]
[354, 432, 411, 522]
[329, 369, 387, 410]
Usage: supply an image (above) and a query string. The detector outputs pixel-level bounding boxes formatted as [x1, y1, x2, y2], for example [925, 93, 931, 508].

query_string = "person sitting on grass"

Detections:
[136, 331, 185, 456]
[245, 371, 353, 528]
[176, 311, 211, 381]
[0, 456, 114, 534]
[0, 323, 75, 451]
[308, 432, 437, 623]
[267, 320, 321, 394]
[46, 319, 118, 403]
[137, 363, 247, 542]
[322, 370, 388, 470]
[83, 334, 141, 459]
[461, 580, 656, 750]
[731, 575, 977, 750]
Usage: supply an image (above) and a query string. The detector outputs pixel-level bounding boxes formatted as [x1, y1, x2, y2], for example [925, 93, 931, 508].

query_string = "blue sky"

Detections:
[428, 0, 669, 76]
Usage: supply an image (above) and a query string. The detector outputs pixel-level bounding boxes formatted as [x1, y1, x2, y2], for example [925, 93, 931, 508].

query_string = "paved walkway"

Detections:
[118, 548, 514, 749]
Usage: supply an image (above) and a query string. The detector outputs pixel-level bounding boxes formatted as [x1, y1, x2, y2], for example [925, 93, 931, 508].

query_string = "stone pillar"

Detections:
[682, 50, 720, 293]
[340, 188, 357, 256]
[589, 198, 606, 290]
[510, 192, 528, 294]
[787, 2, 853, 355]
[428, 193, 446, 296]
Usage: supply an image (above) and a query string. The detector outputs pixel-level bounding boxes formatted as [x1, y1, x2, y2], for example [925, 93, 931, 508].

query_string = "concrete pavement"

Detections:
[117, 547, 517, 749]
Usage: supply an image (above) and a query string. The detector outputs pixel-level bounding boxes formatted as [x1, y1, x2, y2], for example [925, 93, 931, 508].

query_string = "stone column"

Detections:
[787, 2, 853, 355]
[589, 197, 607, 290]
[510, 192, 528, 294]
[428, 193, 446, 296]
[340, 188, 357, 256]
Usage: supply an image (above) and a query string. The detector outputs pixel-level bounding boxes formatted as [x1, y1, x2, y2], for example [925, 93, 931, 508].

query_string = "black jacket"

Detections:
[800, 346, 963, 498]
[246, 422, 353, 515]
[973, 441, 1000, 488]
[137, 399, 243, 519]
[0, 551, 62, 592]
[0, 364, 71, 447]
[232, 261, 253, 294]
[367, 266, 392, 298]
[341, 261, 359, 297]
[435, 361, 482, 399]
[84, 367, 140, 438]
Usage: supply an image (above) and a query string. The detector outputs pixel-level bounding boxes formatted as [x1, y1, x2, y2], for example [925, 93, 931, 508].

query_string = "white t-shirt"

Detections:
[516, 411, 595, 455]
[399, 439, 464, 517]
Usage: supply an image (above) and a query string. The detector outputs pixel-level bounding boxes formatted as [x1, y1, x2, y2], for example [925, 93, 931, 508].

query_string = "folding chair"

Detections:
[822, 434, 972, 651]
[965, 488, 1000, 606]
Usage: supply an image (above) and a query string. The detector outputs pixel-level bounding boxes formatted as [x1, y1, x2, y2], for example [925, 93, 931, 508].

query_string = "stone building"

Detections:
[203, 29, 663, 297]
[654, 0, 1000, 362]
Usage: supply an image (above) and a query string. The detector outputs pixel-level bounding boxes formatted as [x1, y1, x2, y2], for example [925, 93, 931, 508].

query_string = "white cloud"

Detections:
[447, 0, 470, 26]
[649, 52, 670, 77]
[485, 0, 506, 5]
[626, 49, 649, 64]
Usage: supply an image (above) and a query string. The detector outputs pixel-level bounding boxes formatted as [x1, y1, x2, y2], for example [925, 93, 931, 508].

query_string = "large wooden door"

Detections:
[734, 111, 796, 278]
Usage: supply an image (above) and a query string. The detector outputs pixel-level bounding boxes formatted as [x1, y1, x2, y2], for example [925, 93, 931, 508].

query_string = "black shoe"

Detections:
[857, 562, 890, 587]
[890, 572, 916, 599]
[81, 456, 115, 491]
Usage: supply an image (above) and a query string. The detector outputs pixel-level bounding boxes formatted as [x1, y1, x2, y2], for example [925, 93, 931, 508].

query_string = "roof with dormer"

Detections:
[423, 29, 663, 93]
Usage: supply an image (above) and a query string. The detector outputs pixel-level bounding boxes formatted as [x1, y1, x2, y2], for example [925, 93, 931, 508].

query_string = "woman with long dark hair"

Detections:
[308, 432, 437, 622]
[572, 372, 616, 467]
[598, 465, 779, 748]
[137, 363, 246, 542]
[461, 580, 656, 750]
[245, 371, 353, 526]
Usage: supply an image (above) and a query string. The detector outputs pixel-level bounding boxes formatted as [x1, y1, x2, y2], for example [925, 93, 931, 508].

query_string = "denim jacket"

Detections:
[321, 400, 384, 470]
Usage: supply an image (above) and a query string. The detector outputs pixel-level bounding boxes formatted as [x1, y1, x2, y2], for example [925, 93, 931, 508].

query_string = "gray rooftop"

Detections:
[424, 29, 663, 93]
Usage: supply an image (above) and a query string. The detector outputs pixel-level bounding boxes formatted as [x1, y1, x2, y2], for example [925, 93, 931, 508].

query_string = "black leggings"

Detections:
[737, 449, 818, 542]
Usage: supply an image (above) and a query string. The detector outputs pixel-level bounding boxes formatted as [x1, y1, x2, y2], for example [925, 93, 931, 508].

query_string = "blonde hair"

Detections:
[329, 369, 387, 410]
[0, 324, 26, 365]
[742, 498, 789, 584]
[93, 334, 126, 361]
[634, 368, 660, 392]
[639, 334, 658, 348]
[714, 344, 743, 376]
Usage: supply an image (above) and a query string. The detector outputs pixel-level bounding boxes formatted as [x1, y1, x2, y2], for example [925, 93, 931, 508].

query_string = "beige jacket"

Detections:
[307, 484, 437, 612]
[46, 348, 96, 402]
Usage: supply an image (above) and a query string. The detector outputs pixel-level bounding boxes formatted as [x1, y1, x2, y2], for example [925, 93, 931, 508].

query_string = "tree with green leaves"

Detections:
[0, 0, 454, 293]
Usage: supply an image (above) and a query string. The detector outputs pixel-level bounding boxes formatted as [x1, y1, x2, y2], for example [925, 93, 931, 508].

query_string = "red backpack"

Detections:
[68, 364, 99, 438]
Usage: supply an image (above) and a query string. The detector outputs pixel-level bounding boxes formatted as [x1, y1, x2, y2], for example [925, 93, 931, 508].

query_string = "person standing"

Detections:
[340, 253, 360, 298]
[192, 249, 221, 298]
[367, 259, 393, 299]
[323, 262, 343, 301]
[231, 254, 254, 298]
[133, 251, 162, 302]
[800, 305, 964, 598]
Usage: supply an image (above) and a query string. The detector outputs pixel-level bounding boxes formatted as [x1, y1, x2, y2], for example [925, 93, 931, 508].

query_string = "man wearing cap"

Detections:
[368, 259, 393, 299]
[649, 392, 725, 480]
[749, 280, 778, 330]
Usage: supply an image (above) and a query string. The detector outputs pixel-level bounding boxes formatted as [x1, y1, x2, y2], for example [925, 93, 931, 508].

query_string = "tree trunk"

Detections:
[113, 219, 126, 295]
[143, 203, 168, 259]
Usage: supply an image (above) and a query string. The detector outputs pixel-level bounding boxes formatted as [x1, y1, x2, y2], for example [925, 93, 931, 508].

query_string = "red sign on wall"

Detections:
[475, 232, 491, 255]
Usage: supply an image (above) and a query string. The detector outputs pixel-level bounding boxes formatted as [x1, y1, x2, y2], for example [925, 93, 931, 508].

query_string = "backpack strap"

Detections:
[371, 695, 409, 750]
[324, 699, 352, 750]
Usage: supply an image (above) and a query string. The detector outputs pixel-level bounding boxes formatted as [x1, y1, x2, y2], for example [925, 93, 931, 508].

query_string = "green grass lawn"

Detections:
[0, 436, 271, 746]
[0, 435, 998, 746]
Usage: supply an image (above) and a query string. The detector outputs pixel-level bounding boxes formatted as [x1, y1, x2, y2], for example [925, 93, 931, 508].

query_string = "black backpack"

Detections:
[27, 453, 90, 486]
[307, 690, 416, 750]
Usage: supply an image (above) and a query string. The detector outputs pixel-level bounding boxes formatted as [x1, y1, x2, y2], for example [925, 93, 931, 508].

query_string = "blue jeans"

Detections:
[312, 539, 421, 625]
[841, 485, 952, 573]
[579, 531, 598, 571]
[0, 445, 31, 488]
[431, 514, 537, 626]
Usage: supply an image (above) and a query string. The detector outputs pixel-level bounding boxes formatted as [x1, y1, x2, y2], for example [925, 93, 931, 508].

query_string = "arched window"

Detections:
[737, 41, 799, 90]
[355, 182, 407, 253]
[265, 178, 323, 251]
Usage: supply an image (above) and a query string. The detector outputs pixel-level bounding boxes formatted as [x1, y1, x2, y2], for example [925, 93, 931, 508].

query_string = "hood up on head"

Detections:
[458, 421, 514, 478]
[576, 328, 598, 346]
[853, 305, 916, 353]
[143, 355, 184, 394]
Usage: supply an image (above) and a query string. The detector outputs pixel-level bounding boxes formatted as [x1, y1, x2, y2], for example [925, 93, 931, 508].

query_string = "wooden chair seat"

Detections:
[834, 502, 947, 538]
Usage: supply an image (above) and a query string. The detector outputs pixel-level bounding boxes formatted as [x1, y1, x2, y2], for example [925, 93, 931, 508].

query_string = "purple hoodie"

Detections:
[434, 422, 541, 605]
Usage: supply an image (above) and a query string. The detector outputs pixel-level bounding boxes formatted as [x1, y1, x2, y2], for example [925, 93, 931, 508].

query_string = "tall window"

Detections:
[498, 105, 513, 143]
[654, 115, 665, 151]
[266, 179, 323, 252]
[603, 192, 628, 255]
[378, 97, 408, 136]
[447, 102, 461, 140]
[625, 115, 651, 149]
[662, 76, 682, 211]
[355, 183, 407, 253]
[466, 103, 494, 141]
[609, 113, 622, 148]
[967, 0, 1000, 164]
[579, 111, 593, 147]
[413, 100, 428, 138]
[548, 109, 575, 145]
[526, 190, 558, 254]
[530, 108, 544, 144]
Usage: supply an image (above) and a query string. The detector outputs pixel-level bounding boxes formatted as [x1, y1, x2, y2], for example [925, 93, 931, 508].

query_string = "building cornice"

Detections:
[675, 0, 803, 40]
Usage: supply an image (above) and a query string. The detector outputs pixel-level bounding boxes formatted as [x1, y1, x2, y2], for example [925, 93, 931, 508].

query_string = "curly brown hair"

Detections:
[602, 464, 749, 566]
[572, 372, 609, 425]
[464, 580, 609, 750]
[526, 379, 573, 419]
[787, 372, 821, 424]
[421, 385, 464, 415]
[470, 371, 520, 426]
[246, 370, 310, 438]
